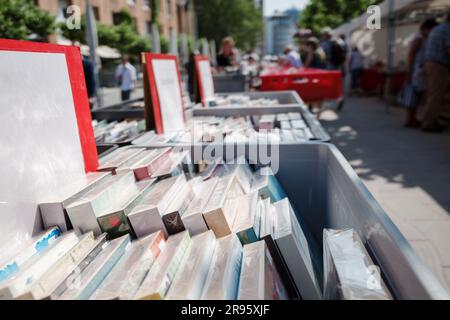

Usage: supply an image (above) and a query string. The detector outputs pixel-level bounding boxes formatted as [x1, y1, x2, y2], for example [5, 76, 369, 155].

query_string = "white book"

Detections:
[0, 232, 79, 299]
[151, 150, 189, 179]
[203, 175, 241, 238]
[65, 172, 137, 236]
[201, 235, 242, 300]
[182, 177, 218, 236]
[162, 178, 194, 234]
[231, 192, 260, 245]
[18, 232, 97, 300]
[90, 231, 166, 300]
[237, 240, 288, 300]
[56, 234, 130, 300]
[323, 229, 393, 300]
[273, 198, 322, 300]
[128, 174, 186, 238]
[98, 147, 146, 171]
[116, 148, 172, 181]
[0, 227, 61, 282]
[134, 231, 191, 300]
[39, 172, 110, 232]
[166, 231, 217, 300]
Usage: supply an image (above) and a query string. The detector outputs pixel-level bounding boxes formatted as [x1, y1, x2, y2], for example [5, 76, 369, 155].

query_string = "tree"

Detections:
[299, 0, 383, 34]
[60, 10, 151, 56]
[195, 0, 263, 50]
[0, 0, 55, 40]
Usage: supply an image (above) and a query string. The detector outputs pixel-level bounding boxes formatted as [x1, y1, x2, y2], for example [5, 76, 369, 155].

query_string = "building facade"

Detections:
[35, 0, 196, 40]
[264, 10, 299, 55]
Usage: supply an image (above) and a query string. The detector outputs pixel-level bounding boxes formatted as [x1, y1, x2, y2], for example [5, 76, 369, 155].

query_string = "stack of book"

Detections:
[204, 95, 280, 108]
[3, 148, 394, 301]
[92, 119, 145, 144]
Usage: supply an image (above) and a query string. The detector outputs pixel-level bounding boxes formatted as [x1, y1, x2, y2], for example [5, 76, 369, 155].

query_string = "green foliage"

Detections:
[59, 9, 151, 56]
[0, 0, 55, 40]
[160, 36, 169, 53]
[299, 0, 383, 34]
[59, 15, 86, 43]
[195, 0, 263, 50]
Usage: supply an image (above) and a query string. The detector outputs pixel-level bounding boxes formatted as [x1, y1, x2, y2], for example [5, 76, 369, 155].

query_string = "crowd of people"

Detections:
[105, 12, 449, 135]
[403, 12, 450, 132]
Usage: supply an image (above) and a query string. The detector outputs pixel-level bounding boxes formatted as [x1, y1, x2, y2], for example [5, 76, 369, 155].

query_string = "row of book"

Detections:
[131, 114, 314, 147]
[0, 146, 392, 300]
[93, 119, 146, 144]
[204, 95, 280, 108]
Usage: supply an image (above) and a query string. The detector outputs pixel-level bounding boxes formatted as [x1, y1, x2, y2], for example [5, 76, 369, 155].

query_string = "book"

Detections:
[201, 235, 242, 300]
[0, 227, 61, 282]
[237, 240, 288, 300]
[128, 174, 186, 238]
[151, 150, 189, 179]
[203, 175, 241, 238]
[166, 231, 216, 300]
[272, 198, 322, 300]
[134, 231, 191, 300]
[258, 199, 300, 299]
[182, 177, 218, 236]
[0, 231, 79, 299]
[56, 234, 130, 300]
[90, 231, 166, 300]
[251, 167, 287, 202]
[39, 172, 110, 232]
[98, 147, 146, 172]
[231, 192, 260, 245]
[49, 233, 108, 299]
[323, 228, 393, 300]
[116, 148, 172, 181]
[65, 172, 137, 236]
[162, 178, 196, 235]
[17, 232, 97, 300]
[96, 179, 156, 238]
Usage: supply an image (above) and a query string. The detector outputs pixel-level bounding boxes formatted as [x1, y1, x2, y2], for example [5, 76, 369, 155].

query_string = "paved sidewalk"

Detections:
[320, 97, 450, 292]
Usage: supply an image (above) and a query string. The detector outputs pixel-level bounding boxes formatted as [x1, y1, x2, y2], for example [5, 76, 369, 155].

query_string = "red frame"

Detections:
[194, 55, 215, 106]
[0, 39, 98, 173]
[143, 53, 185, 134]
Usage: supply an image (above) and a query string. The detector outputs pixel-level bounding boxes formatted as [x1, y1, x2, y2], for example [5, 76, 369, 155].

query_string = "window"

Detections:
[92, 6, 100, 21]
[166, 0, 172, 16]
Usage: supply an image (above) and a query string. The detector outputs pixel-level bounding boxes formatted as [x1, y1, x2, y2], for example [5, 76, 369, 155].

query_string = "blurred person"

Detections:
[421, 12, 450, 132]
[349, 47, 364, 95]
[303, 37, 326, 69]
[320, 27, 347, 71]
[115, 55, 137, 101]
[283, 44, 302, 68]
[217, 37, 238, 72]
[403, 18, 438, 128]
[82, 55, 96, 109]
[320, 27, 347, 111]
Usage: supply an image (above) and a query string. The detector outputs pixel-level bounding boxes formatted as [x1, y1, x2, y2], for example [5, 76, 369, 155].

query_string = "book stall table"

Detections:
[1, 43, 448, 301]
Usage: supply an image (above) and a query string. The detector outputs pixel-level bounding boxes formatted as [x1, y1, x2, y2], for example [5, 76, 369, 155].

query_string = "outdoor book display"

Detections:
[0, 41, 449, 301]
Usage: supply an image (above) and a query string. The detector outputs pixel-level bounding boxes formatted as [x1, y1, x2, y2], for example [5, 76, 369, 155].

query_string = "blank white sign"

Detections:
[151, 59, 185, 132]
[198, 60, 215, 101]
[0, 51, 85, 255]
